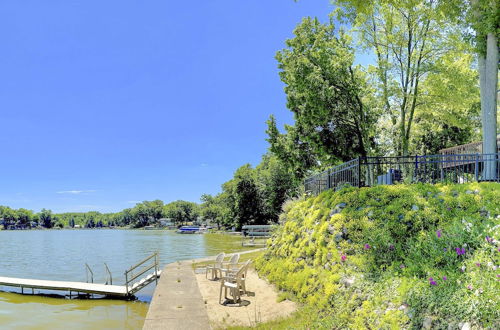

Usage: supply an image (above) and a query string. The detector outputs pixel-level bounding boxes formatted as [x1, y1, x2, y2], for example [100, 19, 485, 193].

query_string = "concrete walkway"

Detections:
[142, 261, 210, 330]
[143, 249, 265, 330]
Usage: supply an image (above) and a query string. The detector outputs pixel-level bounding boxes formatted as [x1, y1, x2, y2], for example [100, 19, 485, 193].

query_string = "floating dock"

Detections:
[0, 253, 161, 298]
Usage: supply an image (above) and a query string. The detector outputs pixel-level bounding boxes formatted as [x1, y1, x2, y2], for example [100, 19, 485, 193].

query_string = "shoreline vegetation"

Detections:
[243, 182, 500, 329]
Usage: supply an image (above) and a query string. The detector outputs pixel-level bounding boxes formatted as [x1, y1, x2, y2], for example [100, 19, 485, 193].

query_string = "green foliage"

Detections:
[256, 183, 500, 328]
[200, 154, 300, 230]
[163, 200, 199, 225]
[267, 17, 375, 173]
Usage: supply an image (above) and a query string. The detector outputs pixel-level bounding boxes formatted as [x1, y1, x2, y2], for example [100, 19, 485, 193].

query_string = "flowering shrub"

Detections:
[255, 182, 500, 329]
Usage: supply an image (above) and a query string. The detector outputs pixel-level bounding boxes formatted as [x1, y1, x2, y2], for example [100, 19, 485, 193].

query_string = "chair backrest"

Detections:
[228, 253, 240, 266]
[215, 252, 225, 266]
[236, 260, 251, 279]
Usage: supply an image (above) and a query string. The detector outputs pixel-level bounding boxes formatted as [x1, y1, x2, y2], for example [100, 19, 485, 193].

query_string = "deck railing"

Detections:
[305, 153, 500, 195]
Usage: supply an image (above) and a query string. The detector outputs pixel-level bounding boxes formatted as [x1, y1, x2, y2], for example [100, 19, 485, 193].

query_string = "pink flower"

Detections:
[364, 244, 371, 250]
[429, 277, 437, 286]
[475, 263, 481, 267]
[436, 230, 442, 238]
[341, 255, 347, 262]
[442, 276, 447, 281]
[467, 285, 473, 290]
[400, 264, 405, 269]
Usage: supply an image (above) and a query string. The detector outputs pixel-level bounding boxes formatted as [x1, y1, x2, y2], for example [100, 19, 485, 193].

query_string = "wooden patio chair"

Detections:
[219, 259, 251, 305]
[205, 252, 225, 280]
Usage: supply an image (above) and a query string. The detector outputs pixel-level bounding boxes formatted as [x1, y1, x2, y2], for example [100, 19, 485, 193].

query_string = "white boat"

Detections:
[176, 226, 207, 234]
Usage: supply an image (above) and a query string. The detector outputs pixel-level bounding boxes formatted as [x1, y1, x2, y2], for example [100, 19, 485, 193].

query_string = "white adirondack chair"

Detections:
[206, 252, 225, 280]
[219, 259, 251, 305]
[219, 253, 240, 276]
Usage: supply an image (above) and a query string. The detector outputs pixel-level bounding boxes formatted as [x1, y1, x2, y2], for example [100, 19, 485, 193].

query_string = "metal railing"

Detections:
[124, 252, 159, 295]
[85, 263, 94, 283]
[104, 263, 113, 285]
[305, 153, 500, 195]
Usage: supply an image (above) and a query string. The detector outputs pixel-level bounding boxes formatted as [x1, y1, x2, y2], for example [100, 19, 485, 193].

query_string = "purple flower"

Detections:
[341, 255, 347, 262]
[447, 207, 451, 211]
[475, 263, 481, 267]
[456, 247, 466, 256]
[442, 276, 447, 281]
[429, 278, 437, 286]
[400, 264, 405, 269]
[389, 244, 395, 251]
[485, 236, 492, 243]
[461, 248, 466, 255]
[467, 285, 473, 290]
[444, 248, 447, 252]
[436, 230, 442, 238]
[364, 244, 371, 250]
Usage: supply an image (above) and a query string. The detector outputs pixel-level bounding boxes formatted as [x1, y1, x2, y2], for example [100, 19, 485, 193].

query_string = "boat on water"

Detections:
[176, 226, 207, 234]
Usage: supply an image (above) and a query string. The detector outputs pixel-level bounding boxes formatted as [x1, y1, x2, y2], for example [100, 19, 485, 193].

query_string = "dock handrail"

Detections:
[104, 263, 113, 285]
[124, 252, 159, 295]
[85, 263, 94, 284]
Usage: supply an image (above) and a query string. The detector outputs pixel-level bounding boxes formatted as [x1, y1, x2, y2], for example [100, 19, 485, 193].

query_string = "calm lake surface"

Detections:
[0, 230, 245, 329]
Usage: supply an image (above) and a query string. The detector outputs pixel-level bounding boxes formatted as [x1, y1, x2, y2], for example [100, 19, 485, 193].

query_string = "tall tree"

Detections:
[470, 0, 499, 179]
[267, 17, 375, 173]
[39, 208, 53, 228]
[333, 0, 464, 155]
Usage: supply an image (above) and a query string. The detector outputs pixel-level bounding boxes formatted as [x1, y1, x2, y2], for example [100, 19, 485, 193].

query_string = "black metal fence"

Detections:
[304, 153, 500, 195]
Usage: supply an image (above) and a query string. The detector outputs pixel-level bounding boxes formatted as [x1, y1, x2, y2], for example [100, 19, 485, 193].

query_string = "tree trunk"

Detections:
[480, 32, 499, 180]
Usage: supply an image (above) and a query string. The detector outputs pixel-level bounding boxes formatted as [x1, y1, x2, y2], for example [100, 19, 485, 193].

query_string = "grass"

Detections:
[192, 250, 265, 270]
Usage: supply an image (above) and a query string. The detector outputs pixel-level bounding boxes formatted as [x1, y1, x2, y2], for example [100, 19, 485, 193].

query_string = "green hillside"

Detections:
[255, 183, 500, 329]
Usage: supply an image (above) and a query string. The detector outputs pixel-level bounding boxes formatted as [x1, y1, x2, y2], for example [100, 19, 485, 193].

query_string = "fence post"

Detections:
[357, 157, 362, 188]
[475, 153, 479, 181]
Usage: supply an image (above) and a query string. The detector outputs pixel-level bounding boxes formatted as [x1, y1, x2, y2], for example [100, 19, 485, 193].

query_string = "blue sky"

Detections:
[0, 0, 336, 213]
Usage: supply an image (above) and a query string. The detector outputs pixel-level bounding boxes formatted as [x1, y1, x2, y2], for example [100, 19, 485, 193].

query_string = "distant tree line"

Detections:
[0, 200, 199, 230]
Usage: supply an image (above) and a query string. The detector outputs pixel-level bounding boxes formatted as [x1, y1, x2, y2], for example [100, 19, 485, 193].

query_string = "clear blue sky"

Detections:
[0, 0, 336, 213]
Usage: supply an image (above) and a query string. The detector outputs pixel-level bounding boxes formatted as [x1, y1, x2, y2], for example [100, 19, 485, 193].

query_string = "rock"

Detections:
[330, 209, 340, 216]
[412, 205, 419, 211]
[323, 262, 331, 270]
[341, 277, 355, 287]
[336, 203, 347, 209]
[367, 210, 374, 217]
[335, 234, 343, 242]
[295, 257, 304, 262]
[327, 252, 333, 261]
[327, 225, 335, 234]
[398, 214, 404, 220]
[461, 322, 471, 330]
[422, 316, 433, 329]
[466, 190, 473, 194]
[356, 207, 364, 211]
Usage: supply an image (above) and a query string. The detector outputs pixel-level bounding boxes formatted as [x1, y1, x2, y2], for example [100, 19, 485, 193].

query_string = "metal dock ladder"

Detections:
[125, 252, 161, 296]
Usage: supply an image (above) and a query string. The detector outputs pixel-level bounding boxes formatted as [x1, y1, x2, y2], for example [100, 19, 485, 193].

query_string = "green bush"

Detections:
[255, 183, 500, 329]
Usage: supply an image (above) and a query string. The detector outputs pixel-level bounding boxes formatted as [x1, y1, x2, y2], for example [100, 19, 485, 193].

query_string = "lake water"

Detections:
[0, 229, 245, 329]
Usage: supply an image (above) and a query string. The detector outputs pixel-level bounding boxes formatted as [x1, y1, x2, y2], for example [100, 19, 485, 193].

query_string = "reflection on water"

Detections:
[0, 230, 244, 329]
